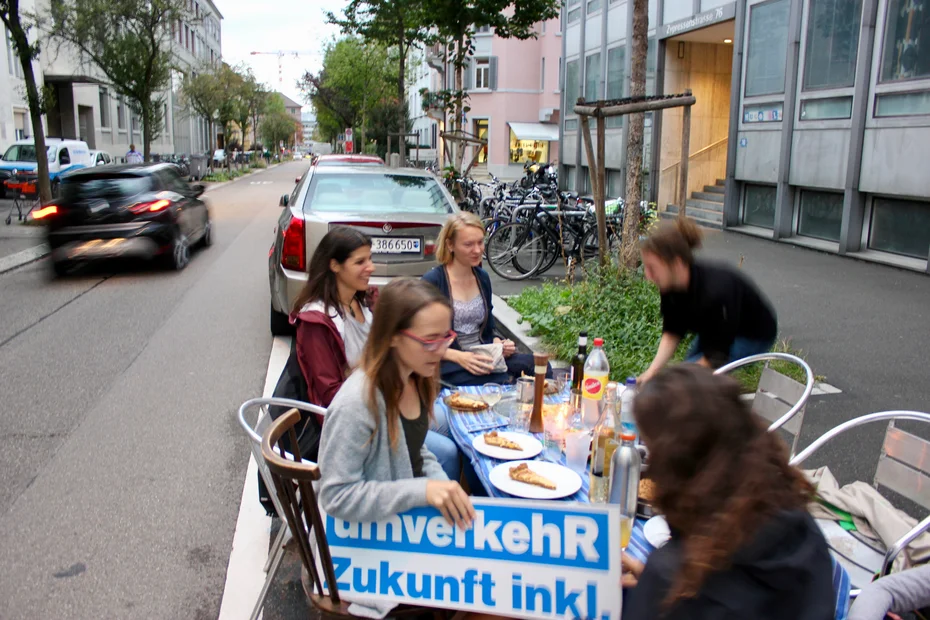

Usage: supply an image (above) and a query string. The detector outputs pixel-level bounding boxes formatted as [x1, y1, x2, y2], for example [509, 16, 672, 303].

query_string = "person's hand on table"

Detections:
[494, 337, 516, 358]
[622, 555, 644, 588]
[426, 480, 475, 529]
[455, 350, 495, 375]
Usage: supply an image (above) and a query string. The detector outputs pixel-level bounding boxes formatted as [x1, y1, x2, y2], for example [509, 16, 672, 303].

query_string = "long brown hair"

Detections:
[633, 365, 814, 608]
[640, 216, 703, 266]
[291, 226, 372, 315]
[360, 278, 451, 448]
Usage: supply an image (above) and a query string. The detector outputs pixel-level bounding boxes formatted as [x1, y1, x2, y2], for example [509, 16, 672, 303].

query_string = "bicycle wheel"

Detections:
[579, 224, 622, 269]
[485, 222, 546, 281]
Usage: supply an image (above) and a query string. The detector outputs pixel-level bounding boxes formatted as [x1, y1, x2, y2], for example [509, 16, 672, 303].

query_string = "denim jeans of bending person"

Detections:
[686, 335, 776, 366]
[424, 430, 461, 481]
[429, 407, 487, 496]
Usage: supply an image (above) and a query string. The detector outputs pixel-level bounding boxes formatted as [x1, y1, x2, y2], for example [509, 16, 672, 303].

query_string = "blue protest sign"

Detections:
[320, 498, 622, 619]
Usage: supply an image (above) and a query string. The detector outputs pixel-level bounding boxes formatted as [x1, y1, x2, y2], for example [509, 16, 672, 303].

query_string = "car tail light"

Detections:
[129, 199, 171, 214]
[32, 205, 58, 219]
[281, 216, 306, 271]
[424, 241, 436, 256]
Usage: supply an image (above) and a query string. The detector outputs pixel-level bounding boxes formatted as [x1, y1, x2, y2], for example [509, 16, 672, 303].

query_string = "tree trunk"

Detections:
[142, 102, 152, 162]
[398, 34, 407, 164]
[453, 34, 466, 172]
[621, 0, 649, 269]
[6, 1, 52, 203]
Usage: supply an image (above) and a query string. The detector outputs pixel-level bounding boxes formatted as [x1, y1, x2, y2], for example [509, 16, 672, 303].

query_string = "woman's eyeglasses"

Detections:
[402, 330, 457, 352]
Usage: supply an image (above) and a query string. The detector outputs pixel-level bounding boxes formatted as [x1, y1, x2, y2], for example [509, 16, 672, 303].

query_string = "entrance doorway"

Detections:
[658, 20, 734, 211]
[473, 119, 489, 164]
[78, 105, 96, 148]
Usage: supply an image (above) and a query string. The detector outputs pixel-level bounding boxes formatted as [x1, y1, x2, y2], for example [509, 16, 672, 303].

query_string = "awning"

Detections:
[508, 122, 559, 142]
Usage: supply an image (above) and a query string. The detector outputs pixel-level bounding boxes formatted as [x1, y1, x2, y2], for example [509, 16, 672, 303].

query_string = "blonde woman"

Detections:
[423, 212, 549, 386]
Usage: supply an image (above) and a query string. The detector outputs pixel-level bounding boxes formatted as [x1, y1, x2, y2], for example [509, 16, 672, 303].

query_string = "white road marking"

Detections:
[218, 335, 291, 620]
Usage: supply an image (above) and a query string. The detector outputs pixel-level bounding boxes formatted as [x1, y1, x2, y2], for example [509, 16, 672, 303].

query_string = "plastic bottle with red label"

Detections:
[581, 338, 609, 427]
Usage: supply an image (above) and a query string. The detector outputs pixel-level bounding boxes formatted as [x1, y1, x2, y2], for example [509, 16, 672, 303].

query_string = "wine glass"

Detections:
[480, 383, 503, 414]
[552, 368, 571, 397]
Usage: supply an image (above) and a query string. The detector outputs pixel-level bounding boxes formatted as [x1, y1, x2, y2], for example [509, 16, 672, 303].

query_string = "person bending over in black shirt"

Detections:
[638, 217, 777, 384]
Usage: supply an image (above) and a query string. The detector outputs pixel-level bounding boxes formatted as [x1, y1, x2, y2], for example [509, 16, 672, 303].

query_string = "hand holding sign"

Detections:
[426, 480, 476, 529]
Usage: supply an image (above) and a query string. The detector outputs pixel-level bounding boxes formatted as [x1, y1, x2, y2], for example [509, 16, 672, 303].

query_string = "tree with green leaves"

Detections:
[237, 68, 268, 151]
[259, 94, 298, 157]
[327, 0, 432, 163]
[48, 0, 187, 161]
[180, 66, 222, 153]
[423, 0, 560, 170]
[1, 0, 54, 201]
[215, 63, 243, 157]
[621, 0, 649, 267]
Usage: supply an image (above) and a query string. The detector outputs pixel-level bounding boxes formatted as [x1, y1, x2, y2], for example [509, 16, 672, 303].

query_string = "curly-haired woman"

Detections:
[622, 364, 834, 620]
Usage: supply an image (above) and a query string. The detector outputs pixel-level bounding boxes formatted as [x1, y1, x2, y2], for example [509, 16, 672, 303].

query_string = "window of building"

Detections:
[14, 110, 27, 140]
[587, 0, 602, 14]
[607, 46, 625, 127]
[799, 96, 853, 119]
[565, 118, 579, 130]
[565, 59, 580, 111]
[798, 190, 843, 241]
[743, 184, 777, 228]
[541, 57, 546, 90]
[185, 25, 189, 50]
[607, 169, 623, 197]
[117, 100, 126, 130]
[803, 0, 861, 90]
[475, 58, 490, 89]
[869, 198, 930, 258]
[568, 0, 582, 25]
[99, 87, 111, 128]
[475, 25, 491, 34]
[880, 0, 930, 82]
[508, 129, 550, 164]
[565, 165, 576, 189]
[745, 0, 791, 97]
[874, 90, 930, 116]
[743, 101, 784, 122]
[585, 53, 601, 101]
[178, 20, 183, 45]
[191, 35, 196, 56]
[6, 26, 15, 76]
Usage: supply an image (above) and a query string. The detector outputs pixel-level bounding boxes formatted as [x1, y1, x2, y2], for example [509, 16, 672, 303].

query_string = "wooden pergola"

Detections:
[573, 89, 695, 262]
[440, 130, 488, 179]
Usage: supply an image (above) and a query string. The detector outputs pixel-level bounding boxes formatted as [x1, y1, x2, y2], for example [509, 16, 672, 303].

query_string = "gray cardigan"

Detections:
[848, 563, 930, 620]
[318, 370, 448, 523]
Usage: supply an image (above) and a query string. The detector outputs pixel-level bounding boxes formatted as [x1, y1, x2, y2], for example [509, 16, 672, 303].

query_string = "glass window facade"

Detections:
[798, 191, 844, 241]
[607, 46, 624, 99]
[565, 60, 580, 112]
[803, 0, 861, 90]
[744, 184, 777, 228]
[869, 199, 930, 258]
[874, 90, 930, 116]
[585, 53, 602, 101]
[799, 96, 853, 119]
[880, 0, 930, 82]
[746, 0, 791, 96]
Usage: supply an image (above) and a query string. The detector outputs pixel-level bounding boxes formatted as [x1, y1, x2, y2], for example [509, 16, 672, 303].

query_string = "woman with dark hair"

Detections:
[291, 228, 460, 480]
[622, 364, 834, 620]
[638, 217, 777, 383]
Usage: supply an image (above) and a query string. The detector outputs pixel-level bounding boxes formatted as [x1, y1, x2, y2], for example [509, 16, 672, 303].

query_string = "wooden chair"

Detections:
[715, 352, 815, 458]
[261, 408, 449, 619]
[236, 397, 326, 620]
[790, 410, 930, 596]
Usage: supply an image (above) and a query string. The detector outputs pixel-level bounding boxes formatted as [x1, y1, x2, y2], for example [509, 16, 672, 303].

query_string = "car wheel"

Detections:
[50, 180, 60, 199]
[166, 231, 190, 270]
[270, 302, 292, 336]
[200, 220, 213, 248]
[51, 260, 71, 278]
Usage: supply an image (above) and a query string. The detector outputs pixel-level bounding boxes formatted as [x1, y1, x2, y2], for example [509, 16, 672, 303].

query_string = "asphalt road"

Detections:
[0, 161, 307, 618]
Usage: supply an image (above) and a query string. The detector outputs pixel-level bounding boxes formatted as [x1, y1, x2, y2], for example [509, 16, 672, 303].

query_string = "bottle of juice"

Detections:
[588, 382, 619, 503]
[581, 338, 609, 428]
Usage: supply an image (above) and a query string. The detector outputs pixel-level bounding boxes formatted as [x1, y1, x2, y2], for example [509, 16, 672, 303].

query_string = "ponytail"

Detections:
[641, 217, 703, 265]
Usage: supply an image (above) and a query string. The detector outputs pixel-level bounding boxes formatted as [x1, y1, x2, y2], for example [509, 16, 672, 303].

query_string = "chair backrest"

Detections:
[876, 421, 930, 511]
[261, 408, 342, 605]
[714, 353, 814, 457]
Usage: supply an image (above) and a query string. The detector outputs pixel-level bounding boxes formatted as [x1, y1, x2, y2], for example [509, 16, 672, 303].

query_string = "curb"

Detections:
[203, 162, 282, 194]
[0, 243, 50, 274]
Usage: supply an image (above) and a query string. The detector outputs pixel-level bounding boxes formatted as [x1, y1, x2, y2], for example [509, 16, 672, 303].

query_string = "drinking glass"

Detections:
[552, 368, 570, 397]
[480, 383, 503, 414]
[564, 428, 591, 475]
[620, 514, 634, 549]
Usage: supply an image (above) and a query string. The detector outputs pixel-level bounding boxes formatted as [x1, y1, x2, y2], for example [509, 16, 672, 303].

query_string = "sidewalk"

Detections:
[0, 212, 47, 273]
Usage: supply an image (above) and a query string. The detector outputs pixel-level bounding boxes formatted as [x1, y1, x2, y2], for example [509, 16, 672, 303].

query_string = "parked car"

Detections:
[89, 150, 113, 166]
[268, 166, 458, 335]
[34, 163, 212, 275]
[312, 154, 384, 167]
[0, 138, 92, 198]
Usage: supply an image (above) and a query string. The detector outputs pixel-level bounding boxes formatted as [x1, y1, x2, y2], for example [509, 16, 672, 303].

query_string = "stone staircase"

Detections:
[469, 162, 489, 180]
[661, 178, 725, 229]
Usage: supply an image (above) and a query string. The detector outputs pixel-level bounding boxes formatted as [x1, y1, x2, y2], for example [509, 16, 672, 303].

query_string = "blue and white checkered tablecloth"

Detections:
[435, 385, 850, 620]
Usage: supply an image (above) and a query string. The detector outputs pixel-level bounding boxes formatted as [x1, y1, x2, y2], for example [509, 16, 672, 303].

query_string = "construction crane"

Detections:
[249, 50, 320, 86]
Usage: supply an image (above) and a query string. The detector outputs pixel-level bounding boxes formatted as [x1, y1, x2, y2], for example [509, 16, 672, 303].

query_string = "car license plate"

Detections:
[371, 237, 420, 254]
[68, 238, 127, 258]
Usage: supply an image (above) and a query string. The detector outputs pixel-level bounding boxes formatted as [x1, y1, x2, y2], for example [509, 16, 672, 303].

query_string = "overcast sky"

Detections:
[219, 0, 347, 110]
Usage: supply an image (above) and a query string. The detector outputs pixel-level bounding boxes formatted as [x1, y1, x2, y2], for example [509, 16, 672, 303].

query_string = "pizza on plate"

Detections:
[446, 392, 488, 411]
[483, 431, 522, 451]
[509, 463, 557, 490]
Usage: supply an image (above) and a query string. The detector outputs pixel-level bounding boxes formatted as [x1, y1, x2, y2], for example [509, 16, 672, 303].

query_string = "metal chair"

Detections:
[790, 410, 930, 594]
[715, 352, 815, 457]
[237, 396, 327, 620]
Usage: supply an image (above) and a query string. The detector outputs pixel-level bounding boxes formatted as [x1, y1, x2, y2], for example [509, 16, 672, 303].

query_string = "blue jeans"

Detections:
[429, 408, 487, 495]
[686, 335, 776, 366]
[425, 430, 461, 481]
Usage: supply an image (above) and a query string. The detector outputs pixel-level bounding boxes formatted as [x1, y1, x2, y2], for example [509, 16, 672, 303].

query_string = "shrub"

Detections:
[253, 159, 268, 169]
[202, 172, 229, 182]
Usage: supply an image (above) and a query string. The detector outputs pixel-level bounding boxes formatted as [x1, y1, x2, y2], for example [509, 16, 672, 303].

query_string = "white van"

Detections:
[0, 138, 93, 195]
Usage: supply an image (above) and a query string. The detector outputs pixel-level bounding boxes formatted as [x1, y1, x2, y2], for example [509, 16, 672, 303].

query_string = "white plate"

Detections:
[472, 432, 542, 461]
[488, 460, 582, 500]
[371, 236, 420, 254]
[643, 515, 671, 548]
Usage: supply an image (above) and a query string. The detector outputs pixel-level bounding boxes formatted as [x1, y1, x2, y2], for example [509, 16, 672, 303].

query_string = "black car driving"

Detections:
[35, 163, 212, 275]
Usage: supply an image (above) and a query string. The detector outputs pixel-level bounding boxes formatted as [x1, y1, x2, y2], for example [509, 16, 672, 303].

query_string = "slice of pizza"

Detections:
[484, 431, 522, 451]
[509, 463, 557, 490]
[447, 392, 487, 411]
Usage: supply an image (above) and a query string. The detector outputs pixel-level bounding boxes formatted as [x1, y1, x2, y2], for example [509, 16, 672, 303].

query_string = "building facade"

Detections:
[560, 0, 930, 271]
[1, 0, 221, 161]
[408, 45, 439, 156]
[426, 20, 563, 179]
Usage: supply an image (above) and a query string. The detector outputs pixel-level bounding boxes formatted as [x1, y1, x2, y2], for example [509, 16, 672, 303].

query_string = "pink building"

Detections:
[426, 20, 563, 179]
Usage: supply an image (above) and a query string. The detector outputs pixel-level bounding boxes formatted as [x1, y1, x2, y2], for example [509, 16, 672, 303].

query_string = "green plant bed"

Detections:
[508, 265, 817, 392]
[202, 172, 229, 182]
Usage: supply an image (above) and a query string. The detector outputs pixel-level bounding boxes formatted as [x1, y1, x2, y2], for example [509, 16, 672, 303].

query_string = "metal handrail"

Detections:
[660, 137, 729, 174]
[714, 352, 815, 434]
